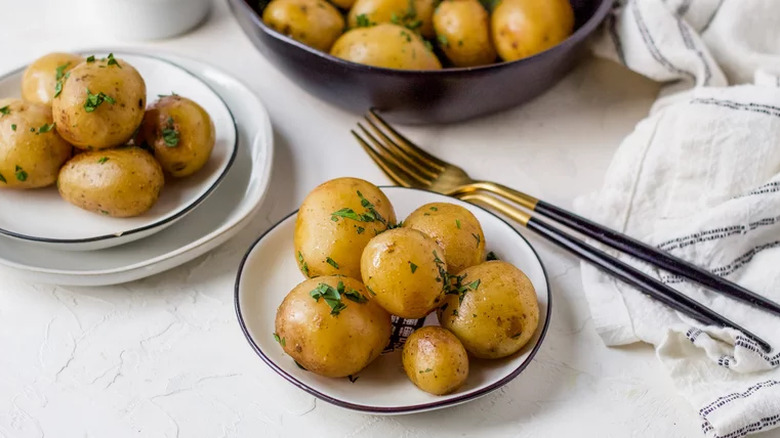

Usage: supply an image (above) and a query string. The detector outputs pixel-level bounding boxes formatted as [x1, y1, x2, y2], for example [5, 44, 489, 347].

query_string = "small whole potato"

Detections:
[57, 147, 164, 217]
[331, 23, 442, 70]
[361, 228, 447, 319]
[263, 0, 345, 52]
[295, 177, 396, 279]
[21, 52, 84, 106]
[348, 0, 437, 38]
[491, 0, 574, 62]
[402, 326, 469, 395]
[275, 276, 392, 377]
[0, 99, 72, 189]
[136, 95, 215, 177]
[438, 261, 539, 358]
[434, 0, 497, 67]
[404, 202, 485, 274]
[52, 54, 146, 149]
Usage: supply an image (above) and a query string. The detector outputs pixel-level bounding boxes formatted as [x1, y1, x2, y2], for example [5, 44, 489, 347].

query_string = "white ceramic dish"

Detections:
[81, 0, 211, 41]
[235, 187, 550, 414]
[0, 52, 238, 251]
[0, 52, 273, 286]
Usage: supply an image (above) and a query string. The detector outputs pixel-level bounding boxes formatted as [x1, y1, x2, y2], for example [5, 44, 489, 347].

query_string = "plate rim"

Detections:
[0, 51, 239, 246]
[0, 50, 274, 279]
[234, 186, 552, 414]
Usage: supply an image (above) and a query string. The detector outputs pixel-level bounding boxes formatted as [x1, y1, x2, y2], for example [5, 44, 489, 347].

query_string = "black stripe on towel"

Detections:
[691, 97, 780, 118]
[631, 0, 697, 81]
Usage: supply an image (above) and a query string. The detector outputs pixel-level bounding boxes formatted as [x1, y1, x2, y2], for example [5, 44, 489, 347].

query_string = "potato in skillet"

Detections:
[263, 0, 345, 52]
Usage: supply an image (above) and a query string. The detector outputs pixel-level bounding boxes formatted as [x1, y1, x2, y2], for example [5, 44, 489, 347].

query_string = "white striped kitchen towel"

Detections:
[576, 0, 780, 437]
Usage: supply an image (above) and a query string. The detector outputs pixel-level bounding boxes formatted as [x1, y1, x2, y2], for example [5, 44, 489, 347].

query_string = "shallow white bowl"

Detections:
[235, 187, 551, 414]
[0, 52, 273, 286]
[0, 52, 238, 251]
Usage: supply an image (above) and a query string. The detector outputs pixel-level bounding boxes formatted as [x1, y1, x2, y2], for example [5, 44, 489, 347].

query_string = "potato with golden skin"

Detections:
[491, 0, 574, 62]
[295, 177, 396, 280]
[275, 276, 392, 377]
[404, 202, 485, 275]
[348, 0, 437, 38]
[21, 52, 84, 105]
[438, 261, 539, 358]
[136, 95, 215, 177]
[0, 99, 72, 189]
[331, 23, 442, 70]
[434, 0, 497, 67]
[57, 147, 164, 217]
[263, 0, 345, 52]
[52, 55, 146, 149]
[402, 326, 469, 395]
[361, 228, 447, 318]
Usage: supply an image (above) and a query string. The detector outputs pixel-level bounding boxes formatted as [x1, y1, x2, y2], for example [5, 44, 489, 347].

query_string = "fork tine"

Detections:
[357, 123, 432, 186]
[351, 130, 414, 188]
[368, 109, 447, 171]
[363, 116, 439, 179]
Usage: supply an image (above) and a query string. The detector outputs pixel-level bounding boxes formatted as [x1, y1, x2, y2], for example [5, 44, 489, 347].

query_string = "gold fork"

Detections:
[351, 109, 776, 352]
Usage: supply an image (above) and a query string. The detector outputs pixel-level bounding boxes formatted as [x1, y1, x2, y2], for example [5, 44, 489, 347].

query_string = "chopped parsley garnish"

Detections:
[355, 13, 373, 27]
[0, 172, 5, 183]
[356, 226, 365, 234]
[455, 219, 461, 229]
[343, 289, 368, 304]
[447, 274, 481, 304]
[161, 116, 179, 147]
[366, 284, 377, 296]
[347, 375, 359, 383]
[400, 30, 412, 42]
[98, 157, 109, 164]
[472, 233, 481, 245]
[419, 368, 433, 374]
[294, 360, 307, 370]
[452, 309, 459, 316]
[511, 332, 522, 339]
[37, 123, 55, 134]
[84, 89, 115, 112]
[331, 191, 388, 225]
[0, 106, 9, 116]
[15, 165, 27, 182]
[486, 251, 499, 261]
[429, 206, 438, 211]
[106, 53, 121, 68]
[390, 12, 400, 24]
[10, 124, 16, 131]
[310, 282, 358, 316]
[53, 72, 70, 98]
[437, 34, 449, 47]
[99, 209, 110, 215]
[297, 251, 310, 277]
[326, 257, 340, 269]
[55, 62, 70, 80]
[423, 39, 434, 51]
[409, 262, 418, 273]
[273, 332, 286, 347]
[86, 55, 96, 63]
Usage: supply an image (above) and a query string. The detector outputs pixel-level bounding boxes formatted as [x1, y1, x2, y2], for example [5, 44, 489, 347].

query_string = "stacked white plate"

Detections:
[0, 51, 274, 285]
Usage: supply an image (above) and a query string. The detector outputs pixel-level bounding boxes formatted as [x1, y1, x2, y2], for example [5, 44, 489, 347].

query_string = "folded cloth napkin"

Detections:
[576, 1, 780, 437]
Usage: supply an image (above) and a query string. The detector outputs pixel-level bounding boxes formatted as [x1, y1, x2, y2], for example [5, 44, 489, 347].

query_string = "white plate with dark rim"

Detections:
[0, 52, 238, 251]
[0, 51, 273, 286]
[235, 187, 550, 414]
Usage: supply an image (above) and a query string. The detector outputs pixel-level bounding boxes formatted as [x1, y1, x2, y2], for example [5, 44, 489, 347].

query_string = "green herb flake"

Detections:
[294, 360, 307, 370]
[429, 206, 438, 211]
[98, 157, 109, 164]
[0, 172, 6, 183]
[297, 251, 310, 277]
[366, 284, 377, 296]
[437, 34, 449, 47]
[409, 262, 418, 273]
[390, 12, 400, 24]
[344, 289, 368, 304]
[400, 30, 412, 42]
[326, 257, 340, 269]
[55, 62, 70, 80]
[10, 124, 16, 131]
[84, 89, 116, 112]
[419, 368, 433, 374]
[310, 282, 349, 316]
[106, 53, 121, 68]
[511, 332, 522, 339]
[161, 116, 179, 147]
[86, 55, 96, 63]
[355, 13, 373, 27]
[452, 309, 458, 316]
[472, 233, 481, 246]
[273, 332, 286, 347]
[0, 106, 9, 116]
[37, 123, 55, 134]
[347, 375, 359, 383]
[14, 165, 27, 182]
[423, 39, 434, 51]
[455, 219, 461, 229]
[99, 209, 110, 215]
[486, 251, 499, 261]
[356, 226, 365, 234]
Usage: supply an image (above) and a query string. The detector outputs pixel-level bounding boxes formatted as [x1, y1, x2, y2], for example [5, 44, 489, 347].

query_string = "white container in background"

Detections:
[83, 0, 212, 41]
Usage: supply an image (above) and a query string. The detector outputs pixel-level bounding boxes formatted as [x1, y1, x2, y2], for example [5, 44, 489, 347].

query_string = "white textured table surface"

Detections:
[2, 1, 775, 437]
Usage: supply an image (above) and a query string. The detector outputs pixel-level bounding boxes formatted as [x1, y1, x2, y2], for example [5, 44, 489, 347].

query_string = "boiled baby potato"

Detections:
[438, 261, 539, 358]
[0, 99, 72, 189]
[404, 202, 485, 274]
[295, 177, 396, 279]
[348, 0, 437, 38]
[361, 228, 447, 318]
[402, 326, 469, 395]
[275, 275, 392, 377]
[21, 52, 84, 106]
[433, 0, 496, 67]
[52, 54, 146, 149]
[492, 0, 574, 62]
[263, 0, 345, 52]
[331, 23, 442, 70]
[57, 147, 164, 217]
[136, 95, 215, 177]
